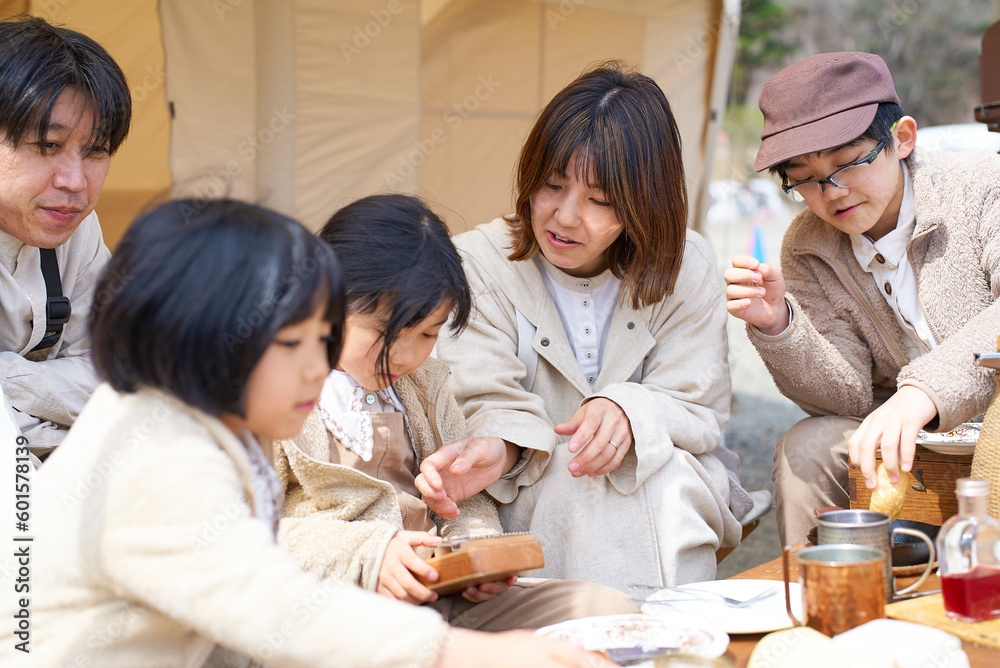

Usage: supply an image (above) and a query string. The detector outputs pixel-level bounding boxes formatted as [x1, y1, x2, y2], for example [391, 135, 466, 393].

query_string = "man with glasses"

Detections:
[724, 52, 1000, 545]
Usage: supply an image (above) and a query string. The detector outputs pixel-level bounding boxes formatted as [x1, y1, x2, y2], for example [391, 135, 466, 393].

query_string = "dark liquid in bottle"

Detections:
[942, 564, 1000, 622]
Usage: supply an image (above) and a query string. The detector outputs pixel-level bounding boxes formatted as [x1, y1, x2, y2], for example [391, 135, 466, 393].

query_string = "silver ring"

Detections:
[609, 440, 619, 449]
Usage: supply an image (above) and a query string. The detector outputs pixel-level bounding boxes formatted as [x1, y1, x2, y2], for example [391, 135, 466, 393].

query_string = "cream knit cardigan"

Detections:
[2, 384, 448, 668]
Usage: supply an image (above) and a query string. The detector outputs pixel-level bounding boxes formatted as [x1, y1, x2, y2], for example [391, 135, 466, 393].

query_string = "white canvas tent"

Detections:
[1, 0, 739, 247]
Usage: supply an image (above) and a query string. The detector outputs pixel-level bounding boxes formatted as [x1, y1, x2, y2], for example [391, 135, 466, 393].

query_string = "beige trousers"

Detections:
[772, 416, 862, 546]
[430, 577, 638, 631]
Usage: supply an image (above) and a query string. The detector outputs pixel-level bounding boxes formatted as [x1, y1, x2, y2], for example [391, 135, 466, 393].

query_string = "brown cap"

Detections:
[754, 52, 899, 172]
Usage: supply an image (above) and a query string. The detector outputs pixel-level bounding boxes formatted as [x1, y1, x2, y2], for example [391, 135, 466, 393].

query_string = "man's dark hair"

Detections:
[90, 199, 344, 418]
[770, 103, 906, 178]
[0, 16, 131, 154]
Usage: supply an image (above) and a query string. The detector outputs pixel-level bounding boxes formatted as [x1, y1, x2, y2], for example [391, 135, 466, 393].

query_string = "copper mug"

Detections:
[816, 509, 934, 602]
[782, 543, 885, 636]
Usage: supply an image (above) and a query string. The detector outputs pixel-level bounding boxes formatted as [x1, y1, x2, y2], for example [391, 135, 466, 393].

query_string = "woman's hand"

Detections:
[376, 531, 442, 605]
[436, 629, 619, 668]
[847, 386, 938, 489]
[555, 398, 632, 477]
[724, 254, 789, 335]
[416, 437, 520, 518]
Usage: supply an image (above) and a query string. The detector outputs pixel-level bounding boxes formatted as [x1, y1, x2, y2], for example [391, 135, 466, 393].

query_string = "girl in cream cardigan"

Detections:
[4, 199, 611, 668]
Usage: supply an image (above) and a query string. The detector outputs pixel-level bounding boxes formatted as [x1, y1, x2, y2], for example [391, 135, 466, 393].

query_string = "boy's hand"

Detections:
[724, 254, 789, 335]
[416, 437, 517, 518]
[376, 531, 442, 605]
[556, 398, 632, 477]
[459, 575, 518, 603]
[847, 386, 938, 489]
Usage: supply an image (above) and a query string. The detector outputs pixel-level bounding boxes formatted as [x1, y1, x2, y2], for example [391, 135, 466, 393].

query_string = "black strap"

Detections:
[29, 248, 71, 353]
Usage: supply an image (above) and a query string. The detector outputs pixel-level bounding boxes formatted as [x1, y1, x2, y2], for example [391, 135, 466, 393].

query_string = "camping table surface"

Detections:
[720, 557, 998, 667]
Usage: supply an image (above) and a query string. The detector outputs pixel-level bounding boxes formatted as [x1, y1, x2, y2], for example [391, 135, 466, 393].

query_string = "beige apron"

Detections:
[331, 411, 436, 535]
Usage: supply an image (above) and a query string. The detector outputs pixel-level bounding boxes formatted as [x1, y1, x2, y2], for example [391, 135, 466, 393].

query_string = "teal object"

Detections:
[749, 222, 766, 264]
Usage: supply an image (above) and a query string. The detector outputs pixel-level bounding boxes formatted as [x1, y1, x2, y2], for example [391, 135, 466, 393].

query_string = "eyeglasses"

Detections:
[781, 139, 888, 203]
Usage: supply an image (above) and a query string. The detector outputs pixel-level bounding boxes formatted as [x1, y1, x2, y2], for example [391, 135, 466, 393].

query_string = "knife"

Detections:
[892, 588, 942, 602]
[604, 646, 680, 665]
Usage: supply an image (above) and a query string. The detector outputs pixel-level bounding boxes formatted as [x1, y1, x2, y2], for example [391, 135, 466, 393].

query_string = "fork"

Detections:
[628, 583, 778, 608]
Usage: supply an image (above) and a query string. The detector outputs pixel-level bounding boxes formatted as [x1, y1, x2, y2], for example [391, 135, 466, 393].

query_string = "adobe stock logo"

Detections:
[383, 75, 502, 188]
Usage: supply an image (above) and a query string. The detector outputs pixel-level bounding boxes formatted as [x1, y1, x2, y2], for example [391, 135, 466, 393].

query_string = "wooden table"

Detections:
[720, 557, 998, 667]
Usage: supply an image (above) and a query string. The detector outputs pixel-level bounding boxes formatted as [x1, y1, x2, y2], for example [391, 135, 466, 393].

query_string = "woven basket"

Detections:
[971, 337, 1000, 519]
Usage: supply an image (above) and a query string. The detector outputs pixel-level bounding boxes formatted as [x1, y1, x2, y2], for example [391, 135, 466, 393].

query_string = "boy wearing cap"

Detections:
[724, 51, 1000, 544]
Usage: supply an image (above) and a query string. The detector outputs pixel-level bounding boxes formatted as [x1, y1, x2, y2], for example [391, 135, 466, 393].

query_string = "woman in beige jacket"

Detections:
[3, 199, 613, 668]
[427, 65, 747, 591]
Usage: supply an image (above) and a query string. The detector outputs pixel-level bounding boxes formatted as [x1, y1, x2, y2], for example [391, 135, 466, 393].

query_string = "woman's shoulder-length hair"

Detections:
[506, 62, 688, 310]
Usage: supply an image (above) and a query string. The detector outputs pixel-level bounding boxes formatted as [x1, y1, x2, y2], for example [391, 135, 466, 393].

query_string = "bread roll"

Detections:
[869, 463, 909, 521]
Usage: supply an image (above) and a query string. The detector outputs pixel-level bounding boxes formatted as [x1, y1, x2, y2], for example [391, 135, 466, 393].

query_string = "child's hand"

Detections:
[847, 386, 938, 489]
[459, 575, 517, 603]
[416, 437, 516, 518]
[556, 398, 632, 477]
[377, 531, 442, 605]
[724, 254, 789, 335]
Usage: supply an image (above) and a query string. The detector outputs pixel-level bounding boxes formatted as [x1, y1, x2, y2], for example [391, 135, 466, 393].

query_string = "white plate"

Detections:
[915, 441, 976, 455]
[916, 422, 980, 454]
[639, 579, 802, 635]
[535, 613, 728, 665]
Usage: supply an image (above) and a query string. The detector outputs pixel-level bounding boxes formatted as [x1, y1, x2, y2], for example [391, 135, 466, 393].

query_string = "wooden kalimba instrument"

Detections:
[416, 533, 545, 596]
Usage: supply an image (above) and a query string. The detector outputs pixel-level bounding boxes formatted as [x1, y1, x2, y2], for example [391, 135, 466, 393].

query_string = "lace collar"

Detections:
[317, 371, 408, 461]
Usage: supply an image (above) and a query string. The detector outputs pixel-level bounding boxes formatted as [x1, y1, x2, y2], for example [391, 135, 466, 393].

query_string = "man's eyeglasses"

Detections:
[781, 139, 889, 203]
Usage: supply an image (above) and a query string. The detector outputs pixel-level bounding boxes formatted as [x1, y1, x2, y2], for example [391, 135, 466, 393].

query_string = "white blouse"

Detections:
[536, 254, 622, 388]
[850, 161, 938, 360]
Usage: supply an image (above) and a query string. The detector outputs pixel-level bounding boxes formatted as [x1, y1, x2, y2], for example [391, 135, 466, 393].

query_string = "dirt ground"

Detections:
[702, 198, 808, 578]
[716, 316, 806, 578]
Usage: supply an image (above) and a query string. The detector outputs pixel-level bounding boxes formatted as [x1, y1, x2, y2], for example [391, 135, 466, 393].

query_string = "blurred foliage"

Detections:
[714, 105, 764, 182]
[729, 0, 796, 106]
[782, 0, 995, 127]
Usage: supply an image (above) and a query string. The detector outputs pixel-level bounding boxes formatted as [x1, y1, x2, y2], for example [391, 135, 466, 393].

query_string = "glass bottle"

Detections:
[937, 478, 1000, 622]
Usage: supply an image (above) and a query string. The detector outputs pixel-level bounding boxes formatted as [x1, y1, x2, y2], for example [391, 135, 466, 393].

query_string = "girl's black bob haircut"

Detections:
[318, 194, 470, 381]
[90, 198, 344, 418]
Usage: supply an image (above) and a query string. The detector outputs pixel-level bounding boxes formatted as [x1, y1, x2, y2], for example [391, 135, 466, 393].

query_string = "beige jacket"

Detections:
[750, 149, 1000, 430]
[0, 212, 108, 453]
[1, 384, 448, 668]
[275, 359, 501, 590]
[437, 219, 741, 590]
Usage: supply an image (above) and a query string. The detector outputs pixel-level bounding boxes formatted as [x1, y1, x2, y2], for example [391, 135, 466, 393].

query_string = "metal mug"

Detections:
[816, 509, 935, 602]
[782, 543, 885, 636]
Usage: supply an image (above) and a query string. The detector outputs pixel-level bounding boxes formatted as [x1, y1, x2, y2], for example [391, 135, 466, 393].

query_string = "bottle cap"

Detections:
[956, 478, 990, 496]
